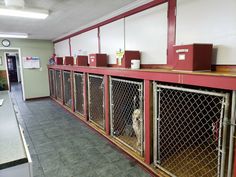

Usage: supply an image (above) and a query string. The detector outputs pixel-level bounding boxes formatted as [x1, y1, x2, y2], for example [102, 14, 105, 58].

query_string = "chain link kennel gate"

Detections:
[74, 72, 84, 115]
[153, 83, 230, 177]
[49, 69, 55, 97]
[63, 71, 72, 108]
[55, 70, 62, 100]
[88, 74, 105, 130]
[110, 77, 144, 156]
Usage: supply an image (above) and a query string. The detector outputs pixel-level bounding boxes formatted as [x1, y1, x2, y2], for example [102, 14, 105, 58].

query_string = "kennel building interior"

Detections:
[48, 65, 236, 177]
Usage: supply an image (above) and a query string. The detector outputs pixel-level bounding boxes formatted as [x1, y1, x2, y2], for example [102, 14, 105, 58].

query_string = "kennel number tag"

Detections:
[178, 54, 185, 60]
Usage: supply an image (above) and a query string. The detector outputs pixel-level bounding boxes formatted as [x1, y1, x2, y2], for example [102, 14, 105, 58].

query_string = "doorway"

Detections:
[6, 53, 19, 83]
[0, 47, 25, 100]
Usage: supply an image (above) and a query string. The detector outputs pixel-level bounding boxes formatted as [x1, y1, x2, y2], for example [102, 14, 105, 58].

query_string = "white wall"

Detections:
[176, 0, 236, 65]
[71, 29, 98, 58]
[54, 39, 70, 57]
[125, 3, 168, 64]
[100, 19, 125, 64]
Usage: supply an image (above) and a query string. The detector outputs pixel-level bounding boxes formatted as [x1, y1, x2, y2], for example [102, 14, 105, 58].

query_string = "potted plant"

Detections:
[0, 77, 7, 91]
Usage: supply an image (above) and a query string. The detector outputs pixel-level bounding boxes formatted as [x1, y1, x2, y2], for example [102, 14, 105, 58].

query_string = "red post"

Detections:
[83, 73, 88, 121]
[104, 75, 110, 135]
[167, 0, 176, 66]
[144, 80, 151, 164]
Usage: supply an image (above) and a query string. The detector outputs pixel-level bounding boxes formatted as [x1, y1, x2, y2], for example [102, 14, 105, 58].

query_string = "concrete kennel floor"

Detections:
[10, 83, 151, 177]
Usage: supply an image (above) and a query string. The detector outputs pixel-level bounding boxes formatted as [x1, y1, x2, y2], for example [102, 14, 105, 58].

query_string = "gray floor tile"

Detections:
[10, 83, 152, 177]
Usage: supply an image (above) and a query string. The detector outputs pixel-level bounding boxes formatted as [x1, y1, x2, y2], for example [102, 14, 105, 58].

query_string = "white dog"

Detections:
[132, 109, 142, 150]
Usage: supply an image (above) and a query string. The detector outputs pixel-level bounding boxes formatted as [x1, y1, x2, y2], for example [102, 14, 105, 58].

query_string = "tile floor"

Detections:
[10, 83, 152, 177]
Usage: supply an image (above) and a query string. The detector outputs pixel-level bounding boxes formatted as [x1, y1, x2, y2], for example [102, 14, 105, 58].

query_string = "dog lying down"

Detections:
[132, 109, 142, 150]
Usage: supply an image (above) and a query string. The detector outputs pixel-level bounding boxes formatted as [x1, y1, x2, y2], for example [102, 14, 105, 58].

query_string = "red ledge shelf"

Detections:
[48, 65, 236, 90]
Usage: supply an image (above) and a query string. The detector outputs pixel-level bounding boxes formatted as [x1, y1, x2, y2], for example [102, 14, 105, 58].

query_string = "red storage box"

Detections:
[173, 44, 213, 71]
[64, 56, 74, 65]
[117, 50, 140, 68]
[55, 57, 63, 65]
[89, 54, 107, 67]
[76, 55, 88, 66]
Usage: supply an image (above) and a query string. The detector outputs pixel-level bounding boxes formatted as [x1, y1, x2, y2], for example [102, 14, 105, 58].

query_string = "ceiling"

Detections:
[0, 0, 137, 40]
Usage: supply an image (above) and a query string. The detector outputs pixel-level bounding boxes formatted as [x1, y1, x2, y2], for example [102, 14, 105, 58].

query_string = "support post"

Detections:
[144, 80, 152, 164]
[104, 75, 110, 135]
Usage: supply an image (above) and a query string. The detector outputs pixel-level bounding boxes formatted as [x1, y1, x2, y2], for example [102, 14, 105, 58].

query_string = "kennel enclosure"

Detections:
[63, 71, 72, 108]
[110, 77, 144, 156]
[55, 70, 62, 101]
[153, 83, 230, 177]
[74, 72, 85, 115]
[49, 69, 55, 97]
[88, 74, 105, 130]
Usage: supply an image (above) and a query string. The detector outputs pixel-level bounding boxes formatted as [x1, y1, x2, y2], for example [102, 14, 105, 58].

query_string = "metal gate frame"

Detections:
[110, 77, 144, 156]
[74, 72, 84, 116]
[153, 82, 230, 177]
[88, 74, 105, 130]
[63, 71, 72, 108]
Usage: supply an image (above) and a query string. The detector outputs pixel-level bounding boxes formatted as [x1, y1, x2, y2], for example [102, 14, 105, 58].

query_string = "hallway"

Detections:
[10, 83, 151, 177]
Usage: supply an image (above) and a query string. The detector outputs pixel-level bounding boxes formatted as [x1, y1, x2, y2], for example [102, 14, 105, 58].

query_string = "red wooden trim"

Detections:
[48, 65, 236, 90]
[53, 0, 167, 43]
[104, 75, 110, 135]
[144, 80, 151, 164]
[98, 27, 101, 53]
[69, 38, 72, 56]
[71, 71, 75, 112]
[83, 73, 88, 121]
[167, 0, 176, 66]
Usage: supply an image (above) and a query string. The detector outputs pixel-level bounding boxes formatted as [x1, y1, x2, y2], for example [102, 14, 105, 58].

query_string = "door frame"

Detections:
[0, 47, 26, 100]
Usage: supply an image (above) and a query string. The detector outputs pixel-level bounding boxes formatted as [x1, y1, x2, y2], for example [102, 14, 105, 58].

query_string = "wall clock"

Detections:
[1, 39, 10, 47]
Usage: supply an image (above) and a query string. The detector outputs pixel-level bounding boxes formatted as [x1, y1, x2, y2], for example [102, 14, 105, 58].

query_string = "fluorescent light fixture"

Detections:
[0, 32, 28, 38]
[0, 7, 48, 19]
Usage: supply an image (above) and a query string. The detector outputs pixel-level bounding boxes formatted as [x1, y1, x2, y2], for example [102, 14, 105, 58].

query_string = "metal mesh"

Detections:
[110, 77, 144, 156]
[63, 71, 72, 108]
[55, 70, 62, 100]
[153, 83, 229, 177]
[49, 69, 55, 97]
[74, 72, 84, 115]
[88, 74, 105, 129]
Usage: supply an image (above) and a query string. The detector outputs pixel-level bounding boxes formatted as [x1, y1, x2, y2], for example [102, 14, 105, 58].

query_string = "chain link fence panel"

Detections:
[55, 70, 62, 100]
[49, 69, 55, 97]
[110, 77, 144, 156]
[74, 72, 84, 115]
[153, 83, 230, 177]
[63, 71, 72, 108]
[88, 74, 105, 130]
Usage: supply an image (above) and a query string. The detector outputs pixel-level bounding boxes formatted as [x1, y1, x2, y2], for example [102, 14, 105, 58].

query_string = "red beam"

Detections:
[144, 80, 151, 164]
[48, 65, 236, 90]
[104, 75, 110, 135]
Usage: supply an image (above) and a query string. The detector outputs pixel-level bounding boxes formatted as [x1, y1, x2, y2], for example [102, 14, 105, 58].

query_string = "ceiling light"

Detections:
[0, 7, 48, 19]
[0, 32, 28, 38]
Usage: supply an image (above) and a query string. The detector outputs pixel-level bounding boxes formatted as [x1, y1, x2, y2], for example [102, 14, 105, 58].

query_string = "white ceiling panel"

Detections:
[0, 0, 137, 40]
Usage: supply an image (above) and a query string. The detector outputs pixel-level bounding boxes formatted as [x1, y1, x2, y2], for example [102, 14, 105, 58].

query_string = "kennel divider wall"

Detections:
[153, 82, 230, 177]
[74, 72, 85, 116]
[110, 77, 144, 156]
[63, 71, 72, 109]
[88, 74, 105, 130]
[49, 69, 55, 98]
